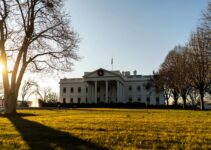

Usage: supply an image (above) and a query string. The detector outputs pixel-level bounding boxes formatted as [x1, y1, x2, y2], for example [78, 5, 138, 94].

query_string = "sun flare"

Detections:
[0, 63, 4, 72]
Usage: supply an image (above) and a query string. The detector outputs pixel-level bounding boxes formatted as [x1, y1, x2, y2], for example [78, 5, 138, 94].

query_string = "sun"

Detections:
[0, 63, 4, 72]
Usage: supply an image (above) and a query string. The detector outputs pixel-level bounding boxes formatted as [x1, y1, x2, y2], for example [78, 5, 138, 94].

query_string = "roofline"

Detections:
[83, 68, 124, 79]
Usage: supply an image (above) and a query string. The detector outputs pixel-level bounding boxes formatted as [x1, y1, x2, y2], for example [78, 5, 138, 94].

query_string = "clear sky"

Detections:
[23, 0, 210, 94]
[63, 0, 208, 78]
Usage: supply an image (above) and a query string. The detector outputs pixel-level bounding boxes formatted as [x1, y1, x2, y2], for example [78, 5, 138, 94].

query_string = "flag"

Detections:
[111, 57, 113, 65]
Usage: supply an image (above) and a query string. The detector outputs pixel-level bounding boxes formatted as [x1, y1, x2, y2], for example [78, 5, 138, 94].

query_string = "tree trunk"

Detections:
[164, 90, 169, 106]
[4, 93, 17, 115]
[173, 91, 178, 107]
[3, 54, 27, 115]
[199, 89, 205, 110]
[166, 98, 169, 106]
[174, 98, 178, 106]
[182, 94, 187, 109]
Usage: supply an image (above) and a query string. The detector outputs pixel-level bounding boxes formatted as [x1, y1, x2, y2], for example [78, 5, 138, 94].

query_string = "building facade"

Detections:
[59, 68, 164, 105]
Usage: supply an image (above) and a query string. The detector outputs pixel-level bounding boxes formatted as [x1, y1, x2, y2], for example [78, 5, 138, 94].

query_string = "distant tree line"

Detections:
[154, 2, 211, 110]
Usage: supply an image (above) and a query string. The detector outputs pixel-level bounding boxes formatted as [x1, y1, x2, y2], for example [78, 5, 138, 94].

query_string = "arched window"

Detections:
[78, 98, 81, 103]
[63, 88, 66, 93]
[63, 98, 66, 103]
[129, 86, 132, 91]
[70, 87, 74, 93]
[137, 86, 141, 91]
[78, 87, 81, 93]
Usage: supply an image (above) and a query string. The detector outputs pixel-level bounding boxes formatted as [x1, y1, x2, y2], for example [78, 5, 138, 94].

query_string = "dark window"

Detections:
[147, 97, 150, 105]
[63, 98, 66, 103]
[97, 86, 100, 92]
[156, 97, 160, 105]
[138, 97, 141, 102]
[97, 97, 100, 103]
[70, 87, 74, 93]
[129, 97, 132, 102]
[137, 86, 141, 91]
[70, 98, 73, 103]
[86, 87, 88, 93]
[78, 98, 81, 103]
[78, 87, 81, 93]
[129, 86, 132, 91]
[63, 88, 66, 93]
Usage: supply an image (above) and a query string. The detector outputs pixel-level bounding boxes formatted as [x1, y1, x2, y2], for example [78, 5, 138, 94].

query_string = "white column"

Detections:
[87, 83, 89, 103]
[88, 83, 92, 103]
[105, 80, 108, 103]
[92, 84, 94, 103]
[117, 80, 119, 102]
[120, 83, 122, 102]
[119, 83, 121, 102]
[121, 83, 124, 102]
[94, 81, 97, 103]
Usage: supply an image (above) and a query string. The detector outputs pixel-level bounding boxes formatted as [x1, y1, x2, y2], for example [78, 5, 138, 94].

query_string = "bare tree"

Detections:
[187, 28, 210, 110]
[188, 87, 199, 107]
[0, 0, 79, 115]
[159, 48, 181, 107]
[158, 45, 193, 108]
[21, 79, 38, 101]
[175, 47, 191, 108]
[157, 37, 210, 109]
[153, 70, 171, 106]
[37, 87, 58, 103]
[153, 69, 171, 106]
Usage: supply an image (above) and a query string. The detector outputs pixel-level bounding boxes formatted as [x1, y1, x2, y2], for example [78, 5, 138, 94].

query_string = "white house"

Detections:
[59, 68, 164, 105]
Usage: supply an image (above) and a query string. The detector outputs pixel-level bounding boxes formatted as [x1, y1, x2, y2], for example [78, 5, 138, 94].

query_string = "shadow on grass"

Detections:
[17, 113, 39, 117]
[7, 116, 108, 150]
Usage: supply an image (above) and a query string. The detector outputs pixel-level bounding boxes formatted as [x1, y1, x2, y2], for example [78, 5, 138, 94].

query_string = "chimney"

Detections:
[125, 71, 130, 77]
[134, 70, 137, 76]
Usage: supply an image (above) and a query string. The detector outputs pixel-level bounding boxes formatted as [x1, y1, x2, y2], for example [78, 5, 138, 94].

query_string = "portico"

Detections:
[83, 68, 124, 103]
[86, 80, 124, 103]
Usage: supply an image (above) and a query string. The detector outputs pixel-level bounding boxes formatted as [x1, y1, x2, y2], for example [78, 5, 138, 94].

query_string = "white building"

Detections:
[59, 68, 164, 105]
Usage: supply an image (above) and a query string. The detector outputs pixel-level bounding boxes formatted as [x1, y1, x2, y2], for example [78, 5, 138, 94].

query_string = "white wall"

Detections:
[60, 80, 164, 105]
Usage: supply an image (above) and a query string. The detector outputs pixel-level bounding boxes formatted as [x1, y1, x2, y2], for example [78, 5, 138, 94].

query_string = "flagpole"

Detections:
[111, 56, 113, 70]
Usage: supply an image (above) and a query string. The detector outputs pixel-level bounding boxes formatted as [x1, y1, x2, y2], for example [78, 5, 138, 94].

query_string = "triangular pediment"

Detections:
[83, 68, 121, 78]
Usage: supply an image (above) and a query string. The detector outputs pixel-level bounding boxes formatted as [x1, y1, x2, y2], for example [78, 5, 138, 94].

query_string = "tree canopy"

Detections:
[0, 0, 79, 115]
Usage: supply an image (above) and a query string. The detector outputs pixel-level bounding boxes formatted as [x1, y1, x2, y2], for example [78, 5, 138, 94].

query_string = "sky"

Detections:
[21, 0, 211, 94]
[63, 0, 208, 77]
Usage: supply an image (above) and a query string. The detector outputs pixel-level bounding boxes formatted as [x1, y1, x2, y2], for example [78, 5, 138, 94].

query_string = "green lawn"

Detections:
[0, 108, 210, 150]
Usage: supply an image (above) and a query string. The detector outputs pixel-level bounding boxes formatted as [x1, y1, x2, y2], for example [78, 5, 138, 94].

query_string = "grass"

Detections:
[0, 108, 211, 150]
